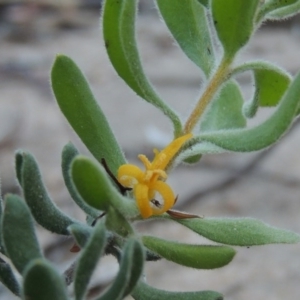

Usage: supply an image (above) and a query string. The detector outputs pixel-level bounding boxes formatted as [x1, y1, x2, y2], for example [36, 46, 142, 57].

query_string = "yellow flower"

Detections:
[117, 133, 193, 218]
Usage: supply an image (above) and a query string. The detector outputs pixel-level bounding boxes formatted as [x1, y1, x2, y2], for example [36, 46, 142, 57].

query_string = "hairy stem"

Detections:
[183, 57, 232, 134]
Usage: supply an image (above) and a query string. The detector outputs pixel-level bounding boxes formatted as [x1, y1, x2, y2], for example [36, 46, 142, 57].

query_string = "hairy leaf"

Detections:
[200, 80, 246, 131]
[103, 0, 182, 136]
[156, 0, 214, 76]
[62, 143, 99, 218]
[74, 222, 107, 300]
[212, 0, 260, 58]
[0, 259, 21, 296]
[68, 224, 93, 249]
[51, 54, 125, 175]
[175, 217, 300, 246]
[96, 239, 144, 300]
[194, 71, 300, 152]
[17, 151, 77, 235]
[132, 281, 223, 300]
[71, 156, 138, 217]
[22, 259, 69, 300]
[267, 1, 300, 19]
[142, 236, 235, 269]
[3, 194, 43, 274]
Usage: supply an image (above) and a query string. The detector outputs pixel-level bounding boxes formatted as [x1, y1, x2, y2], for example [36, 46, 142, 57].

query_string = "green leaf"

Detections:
[200, 80, 246, 131]
[51, 54, 125, 176]
[266, 1, 300, 19]
[194, 71, 300, 152]
[244, 66, 291, 118]
[102, 0, 182, 136]
[2, 194, 43, 274]
[196, 0, 209, 7]
[17, 151, 77, 235]
[174, 217, 300, 246]
[71, 156, 138, 217]
[257, 0, 299, 21]
[22, 259, 69, 300]
[0, 191, 5, 255]
[132, 281, 223, 300]
[0, 258, 21, 296]
[142, 236, 235, 269]
[122, 239, 144, 298]
[106, 206, 134, 237]
[68, 223, 93, 249]
[61, 143, 99, 218]
[74, 221, 107, 300]
[96, 239, 144, 300]
[156, 0, 214, 77]
[211, 0, 260, 58]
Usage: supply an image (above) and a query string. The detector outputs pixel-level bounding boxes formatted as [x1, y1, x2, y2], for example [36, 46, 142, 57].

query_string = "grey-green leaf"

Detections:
[74, 221, 107, 300]
[267, 1, 300, 20]
[200, 80, 246, 131]
[257, 0, 299, 22]
[156, 0, 214, 77]
[142, 236, 235, 269]
[174, 217, 300, 246]
[71, 155, 138, 218]
[22, 259, 69, 300]
[68, 223, 93, 249]
[51, 54, 125, 176]
[195, 71, 300, 152]
[62, 143, 99, 218]
[17, 151, 78, 235]
[3, 194, 43, 274]
[132, 281, 223, 300]
[105, 206, 134, 237]
[212, 0, 260, 58]
[0, 259, 21, 296]
[102, 0, 182, 136]
[96, 238, 143, 300]
[122, 239, 144, 298]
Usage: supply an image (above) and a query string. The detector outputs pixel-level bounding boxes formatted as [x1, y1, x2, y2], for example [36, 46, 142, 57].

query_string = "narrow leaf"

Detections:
[62, 143, 99, 218]
[122, 239, 144, 298]
[156, 0, 214, 77]
[132, 281, 223, 300]
[51, 54, 125, 175]
[200, 80, 246, 131]
[68, 224, 93, 249]
[18, 151, 78, 235]
[142, 236, 235, 269]
[267, 1, 300, 19]
[106, 206, 134, 237]
[71, 156, 138, 217]
[0, 259, 21, 296]
[175, 217, 300, 246]
[103, 0, 182, 136]
[74, 222, 107, 300]
[212, 0, 260, 58]
[22, 259, 69, 300]
[96, 239, 139, 300]
[195, 71, 300, 152]
[196, 0, 209, 7]
[3, 194, 43, 274]
[257, 0, 298, 21]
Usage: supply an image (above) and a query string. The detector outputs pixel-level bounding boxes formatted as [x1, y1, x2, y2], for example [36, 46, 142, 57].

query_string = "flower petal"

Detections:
[117, 164, 144, 187]
[152, 133, 193, 169]
[134, 184, 152, 218]
[151, 181, 175, 215]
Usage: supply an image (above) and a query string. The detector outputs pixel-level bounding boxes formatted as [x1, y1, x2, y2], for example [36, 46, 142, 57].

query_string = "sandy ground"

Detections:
[1, 6, 300, 300]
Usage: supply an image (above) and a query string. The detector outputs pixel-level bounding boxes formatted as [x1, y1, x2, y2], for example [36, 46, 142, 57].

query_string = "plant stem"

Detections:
[183, 57, 232, 134]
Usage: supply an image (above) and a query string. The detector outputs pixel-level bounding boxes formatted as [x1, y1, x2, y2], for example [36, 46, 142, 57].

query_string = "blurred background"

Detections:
[1, 1, 300, 299]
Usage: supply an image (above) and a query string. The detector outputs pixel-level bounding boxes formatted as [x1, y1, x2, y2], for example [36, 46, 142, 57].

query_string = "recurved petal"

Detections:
[134, 184, 152, 218]
[152, 133, 193, 169]
[151, 180, 175, 215]
[117, 164, 144, 187]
